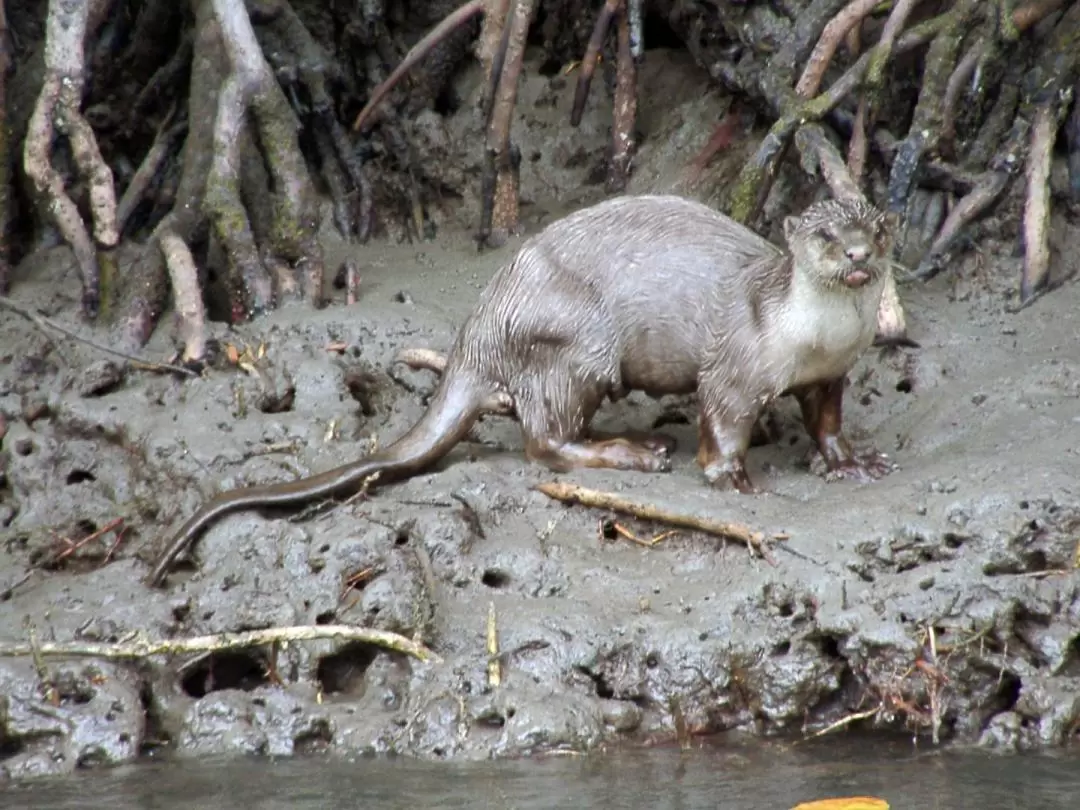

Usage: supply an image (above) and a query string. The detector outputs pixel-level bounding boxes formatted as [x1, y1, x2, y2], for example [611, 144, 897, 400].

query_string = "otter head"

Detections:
[782, 198, 898, 291]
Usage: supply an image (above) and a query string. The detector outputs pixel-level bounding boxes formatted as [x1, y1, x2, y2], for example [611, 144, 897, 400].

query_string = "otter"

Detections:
[147, 194, 897, 586]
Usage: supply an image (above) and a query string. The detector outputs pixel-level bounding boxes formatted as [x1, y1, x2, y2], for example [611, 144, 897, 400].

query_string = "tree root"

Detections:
[0, 0, 10, 295]
[23, 0, 119, 318]
[117, 113, 187, 236]
[478, 0, 535, 248]
[885, 0, 982, 219]
[352, 0, 485, 135]
[205, 0, 326, 318]
[0, 623, 439, 665]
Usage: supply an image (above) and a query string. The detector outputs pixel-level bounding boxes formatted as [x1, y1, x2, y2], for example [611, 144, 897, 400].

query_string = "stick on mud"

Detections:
[535, 481, 774, 557]
[0, 624, 440, 664]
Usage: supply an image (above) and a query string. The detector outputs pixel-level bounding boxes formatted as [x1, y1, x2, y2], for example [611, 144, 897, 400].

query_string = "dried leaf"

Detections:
[225, 343, 240, 365]
[791, 798, 889, 810]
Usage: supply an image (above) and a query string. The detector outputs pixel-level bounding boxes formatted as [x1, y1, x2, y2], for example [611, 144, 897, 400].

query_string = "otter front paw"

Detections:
[818, 450, 896, 483]
[702, 461, 763, 495]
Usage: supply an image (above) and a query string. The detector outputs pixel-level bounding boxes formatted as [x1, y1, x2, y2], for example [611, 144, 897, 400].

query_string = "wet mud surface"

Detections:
[2, 51, 1080, 781]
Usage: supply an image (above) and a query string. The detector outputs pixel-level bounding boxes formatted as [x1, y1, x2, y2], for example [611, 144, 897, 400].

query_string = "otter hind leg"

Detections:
[514, 368, 672, 474]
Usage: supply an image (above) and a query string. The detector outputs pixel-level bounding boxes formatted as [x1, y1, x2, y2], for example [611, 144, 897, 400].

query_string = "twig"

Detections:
[535, 481, 775, 558]
[0, 295, 197, 376]
[0, 624, 440, 663]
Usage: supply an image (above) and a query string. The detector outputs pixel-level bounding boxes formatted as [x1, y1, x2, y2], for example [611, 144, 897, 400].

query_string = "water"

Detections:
[4, 737, 1078, 809]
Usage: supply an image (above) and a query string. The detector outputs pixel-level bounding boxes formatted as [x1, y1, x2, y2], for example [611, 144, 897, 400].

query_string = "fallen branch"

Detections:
[0, 624, 440, 664]
[535, 481, 776, 558]
[0, 296, 198, 377]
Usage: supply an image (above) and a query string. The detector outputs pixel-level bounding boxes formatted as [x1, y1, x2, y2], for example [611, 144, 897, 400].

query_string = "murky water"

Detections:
[4, 738, 1078, 809]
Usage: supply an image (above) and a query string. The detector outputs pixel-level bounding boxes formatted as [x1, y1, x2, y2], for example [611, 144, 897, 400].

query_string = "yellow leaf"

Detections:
[791, 798, 889, 810]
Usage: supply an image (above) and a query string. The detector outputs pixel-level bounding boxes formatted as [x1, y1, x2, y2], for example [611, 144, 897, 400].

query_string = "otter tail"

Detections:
[147, 370, 489, 586]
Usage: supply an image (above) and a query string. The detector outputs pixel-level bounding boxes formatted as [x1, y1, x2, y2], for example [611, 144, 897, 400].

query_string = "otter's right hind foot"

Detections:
[528, 437, 672, 473]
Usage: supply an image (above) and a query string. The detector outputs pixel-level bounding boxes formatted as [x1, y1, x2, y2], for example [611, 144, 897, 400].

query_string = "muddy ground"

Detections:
[2, 49, 1080, 781]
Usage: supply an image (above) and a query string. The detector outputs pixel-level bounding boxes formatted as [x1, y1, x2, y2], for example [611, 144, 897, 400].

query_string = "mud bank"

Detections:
[2, 51, 1079, 781]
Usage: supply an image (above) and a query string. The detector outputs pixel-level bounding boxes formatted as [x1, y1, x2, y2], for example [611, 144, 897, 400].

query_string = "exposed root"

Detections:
[117, 113, 187, 236]
[795, 0, 882, 98]
[22, 0, 119, 317]
[607, 0, 638, 193]
[351, 0, 485, 134]
[206, 0, 326, 318]
[1020, 102, 1060, 302]
[848, 0, 923, 184]
[0, 1, 11, 295]
[158, 229, 208, 364]
[394, 346, 514, 415]
[885, 0, 982, 218]
[478, 0, 535, 248]
[570, 0, 621, 127]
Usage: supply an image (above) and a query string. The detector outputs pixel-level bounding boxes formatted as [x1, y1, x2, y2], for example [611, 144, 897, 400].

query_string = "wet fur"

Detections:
[148, 194, 894, 586]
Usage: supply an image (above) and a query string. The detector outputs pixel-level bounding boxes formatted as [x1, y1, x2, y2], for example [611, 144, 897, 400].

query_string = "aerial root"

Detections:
[0, 0, 11, 296]
[158, 229, 208, 364]
[571, 0, 621, 127]
[351, 0, 485, 135]
[1020, 102, 1060, 303]
[478, 0, 535, 248]
[117, 112, 187, 236]
[204, 0, 326, 320]
[885, 0, 981, 221]
[795, 0, 883, 99]
[23, 0, 119, 318]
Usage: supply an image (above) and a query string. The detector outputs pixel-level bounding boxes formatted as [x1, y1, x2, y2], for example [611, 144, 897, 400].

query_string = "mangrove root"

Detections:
[23, 0, 120, 318]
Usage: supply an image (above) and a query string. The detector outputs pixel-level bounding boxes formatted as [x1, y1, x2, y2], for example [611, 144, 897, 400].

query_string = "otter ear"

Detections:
[782, 216, 800, 243]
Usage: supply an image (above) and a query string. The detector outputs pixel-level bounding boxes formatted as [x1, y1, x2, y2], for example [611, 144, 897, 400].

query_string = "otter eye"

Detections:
[816, 228, 836, 242]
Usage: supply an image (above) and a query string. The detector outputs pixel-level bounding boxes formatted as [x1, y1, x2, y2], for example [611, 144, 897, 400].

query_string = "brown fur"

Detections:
[147, 194, 897, 586]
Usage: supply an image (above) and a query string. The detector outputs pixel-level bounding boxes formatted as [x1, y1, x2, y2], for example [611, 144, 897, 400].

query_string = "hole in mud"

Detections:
[643, 9, 684, 51]
[171, 603, 191, 623]
[645, 653, 659, 669]
[181, 652, 269, 698]
[778, 600, 795, 618]
[394, 528, 410, 546]
[66, 469, 96, 485]
[481, 569, 511, 589]
[0, 737, 24, 759]
[317, 642, 379, 696]
[576, 666, 615, 699]
[995, 672, 1023, 712]
[1019, 500, 1030, 509]
[315, 611, 336, 625]
[811, 633, 842, 659]
[294, 723, 334, 754]
[895, 379, 913, 393]
[771, 640, 791, 657]
[477, 709, 507, 729]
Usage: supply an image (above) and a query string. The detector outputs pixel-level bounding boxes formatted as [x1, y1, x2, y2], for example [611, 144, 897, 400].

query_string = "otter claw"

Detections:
[822, 451, 896, 483]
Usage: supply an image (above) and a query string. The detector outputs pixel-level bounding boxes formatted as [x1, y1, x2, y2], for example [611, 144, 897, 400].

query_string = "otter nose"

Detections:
[845, 244, 871, 263]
